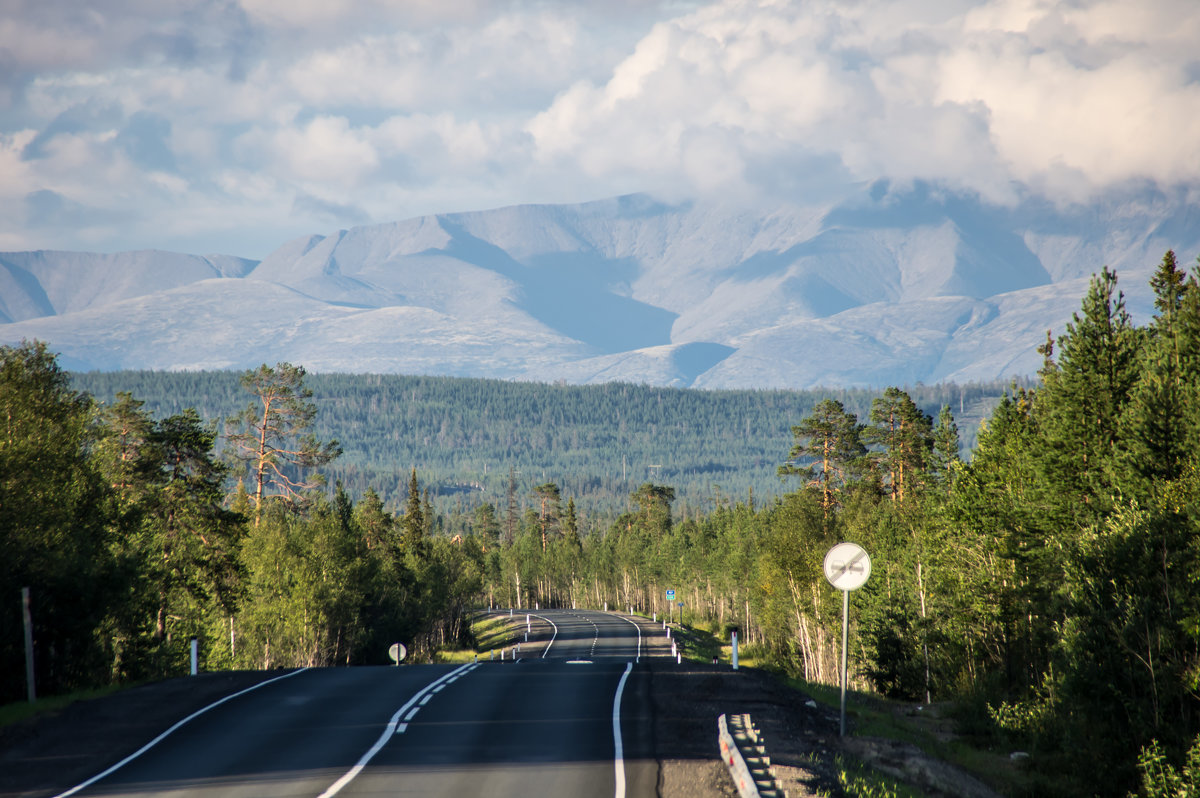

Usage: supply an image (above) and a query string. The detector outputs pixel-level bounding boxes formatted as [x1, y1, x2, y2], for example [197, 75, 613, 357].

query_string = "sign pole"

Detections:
[823, 542, 871, 739]
[840, 589, 849, 737]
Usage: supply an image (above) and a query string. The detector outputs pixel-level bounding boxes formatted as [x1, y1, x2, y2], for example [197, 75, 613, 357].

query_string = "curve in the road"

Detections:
[317, 661, 478, 798]
[51, 667, 312, 798]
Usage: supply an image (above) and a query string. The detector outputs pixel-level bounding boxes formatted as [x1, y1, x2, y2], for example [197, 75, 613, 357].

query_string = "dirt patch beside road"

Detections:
[648, 660, 844, 797]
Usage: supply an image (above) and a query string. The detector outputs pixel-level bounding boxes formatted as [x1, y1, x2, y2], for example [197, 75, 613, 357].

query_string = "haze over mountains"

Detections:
[1, 184, 1196, 389]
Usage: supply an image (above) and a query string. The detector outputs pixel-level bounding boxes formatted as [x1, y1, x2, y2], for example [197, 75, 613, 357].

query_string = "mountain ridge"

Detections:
[2, 185, 1195, 388]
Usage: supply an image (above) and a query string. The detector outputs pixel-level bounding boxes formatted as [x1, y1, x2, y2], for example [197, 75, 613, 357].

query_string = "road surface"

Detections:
[56, 610, 669, 798]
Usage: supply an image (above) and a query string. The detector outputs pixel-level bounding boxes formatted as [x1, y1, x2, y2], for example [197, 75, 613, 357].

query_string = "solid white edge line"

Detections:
[316, 662, 475, 798]
[606, 611, 644, 662]
[52, 667, 312, 798]
[613, 661, 634, 798]
[522, 612, 559, 658]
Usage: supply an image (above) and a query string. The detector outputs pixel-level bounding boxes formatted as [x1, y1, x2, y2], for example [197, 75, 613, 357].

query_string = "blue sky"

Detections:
[2, 0, 1198, 258]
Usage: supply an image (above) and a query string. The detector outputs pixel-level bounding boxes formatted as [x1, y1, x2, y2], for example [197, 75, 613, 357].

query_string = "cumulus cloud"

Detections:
[0, 0, 1196, 256]
[530, 0, 1200, 206]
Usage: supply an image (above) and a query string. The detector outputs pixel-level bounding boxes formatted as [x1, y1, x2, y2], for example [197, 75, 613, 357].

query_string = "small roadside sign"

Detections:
[822, 541, 871, 738]
[823, 542, 871, 591]
[388, 642, 407, 664]
[665, 589, 675, 600]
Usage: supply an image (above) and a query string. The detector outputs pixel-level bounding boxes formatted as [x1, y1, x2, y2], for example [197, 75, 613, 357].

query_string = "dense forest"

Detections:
[70, 368, 1015, 521]
[3, 252, 1199, 796]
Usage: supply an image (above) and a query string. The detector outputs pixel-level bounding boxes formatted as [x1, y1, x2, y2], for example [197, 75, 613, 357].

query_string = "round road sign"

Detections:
[388, 642, 407, 663]
[823, 542, 871, 591]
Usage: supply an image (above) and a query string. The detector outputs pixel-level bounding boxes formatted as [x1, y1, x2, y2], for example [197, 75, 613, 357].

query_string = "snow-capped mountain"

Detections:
[2, 185, 1196, 389]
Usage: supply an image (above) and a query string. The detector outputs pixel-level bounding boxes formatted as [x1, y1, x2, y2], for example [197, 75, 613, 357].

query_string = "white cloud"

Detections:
[531, 0, 1200, 205]
[270, 116, 380, 186]
[0, 0, 1196, 257]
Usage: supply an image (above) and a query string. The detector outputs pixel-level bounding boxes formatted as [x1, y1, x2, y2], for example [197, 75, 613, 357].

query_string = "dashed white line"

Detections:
[318, 662, 478, 798]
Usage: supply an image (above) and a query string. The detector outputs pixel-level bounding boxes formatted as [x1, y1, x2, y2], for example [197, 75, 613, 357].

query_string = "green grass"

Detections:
[0, 684, 128, 730]
[833, 755, 926, 798]
[779, 674, 1038, 797]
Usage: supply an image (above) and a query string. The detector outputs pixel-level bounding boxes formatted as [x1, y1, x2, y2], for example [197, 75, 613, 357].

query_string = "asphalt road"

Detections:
[57, 610, 668, 798]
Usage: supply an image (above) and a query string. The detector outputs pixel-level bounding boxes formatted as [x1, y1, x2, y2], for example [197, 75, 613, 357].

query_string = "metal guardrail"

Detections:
[718, 713, 787, 798]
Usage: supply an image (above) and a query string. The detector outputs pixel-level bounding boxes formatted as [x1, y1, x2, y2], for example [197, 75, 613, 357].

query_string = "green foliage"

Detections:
[834, 755, 925, 798]
[1132, 735, 1200, 798]
[0, 341, 113, 702]
[72, 370, 1012, 517]
[7, 251, 1198, 798]
[225, 363, 341, 523]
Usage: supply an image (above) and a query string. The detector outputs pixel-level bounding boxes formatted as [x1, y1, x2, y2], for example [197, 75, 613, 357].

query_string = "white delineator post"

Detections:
[732, 631, 738, 670]
[190, 638, 198, 675]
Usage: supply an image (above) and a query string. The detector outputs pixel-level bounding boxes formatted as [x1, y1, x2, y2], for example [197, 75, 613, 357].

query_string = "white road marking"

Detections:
[419, 693, 433, 705]
[405, 707, 421, 721]
[395, 723, 408, 734]
[612, 661, 634, 798]
[52, 668, 312, 798]
[523, 612, 560, 657]
[613, 613, 644, 661]
[318, 662, 477, 798]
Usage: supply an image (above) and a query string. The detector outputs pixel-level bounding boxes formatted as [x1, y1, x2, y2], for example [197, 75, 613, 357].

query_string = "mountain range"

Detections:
[2, 184, 1197, 389]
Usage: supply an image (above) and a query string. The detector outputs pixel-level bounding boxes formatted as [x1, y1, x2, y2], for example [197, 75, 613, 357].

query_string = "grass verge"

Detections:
[0, 684, 128, 730]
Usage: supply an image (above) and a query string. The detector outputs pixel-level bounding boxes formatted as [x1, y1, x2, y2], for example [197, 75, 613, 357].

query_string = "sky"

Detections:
[1, 0, 1198, 259]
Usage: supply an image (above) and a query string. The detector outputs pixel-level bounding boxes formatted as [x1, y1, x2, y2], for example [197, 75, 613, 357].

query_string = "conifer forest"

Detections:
[3, 253, 1200, 796]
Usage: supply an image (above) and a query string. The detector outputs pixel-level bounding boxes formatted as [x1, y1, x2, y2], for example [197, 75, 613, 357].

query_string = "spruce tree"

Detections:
[1037, 267, 1139, 519]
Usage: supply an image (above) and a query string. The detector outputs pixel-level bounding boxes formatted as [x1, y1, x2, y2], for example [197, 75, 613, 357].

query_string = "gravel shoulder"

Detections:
[647, 660, 844, 797]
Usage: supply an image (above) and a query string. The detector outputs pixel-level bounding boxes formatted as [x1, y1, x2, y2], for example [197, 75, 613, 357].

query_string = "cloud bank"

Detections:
[1, 0, 1197, 256]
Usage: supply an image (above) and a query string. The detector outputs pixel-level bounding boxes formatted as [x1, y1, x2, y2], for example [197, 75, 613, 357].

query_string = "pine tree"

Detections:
[225, 363, 341, 525]
[534, 482, 562, 551]
[779, 399, 866, 522]
[865, 387, 933, 505]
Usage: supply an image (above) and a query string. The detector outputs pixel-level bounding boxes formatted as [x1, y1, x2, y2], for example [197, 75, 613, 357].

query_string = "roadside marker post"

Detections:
[823, 542, 872, 737]
[21, 587, 35, 702]
[190, 638, 198, 675]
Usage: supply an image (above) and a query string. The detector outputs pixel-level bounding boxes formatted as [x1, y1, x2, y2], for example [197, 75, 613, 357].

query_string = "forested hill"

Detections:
[71, 370, 1016, 519]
